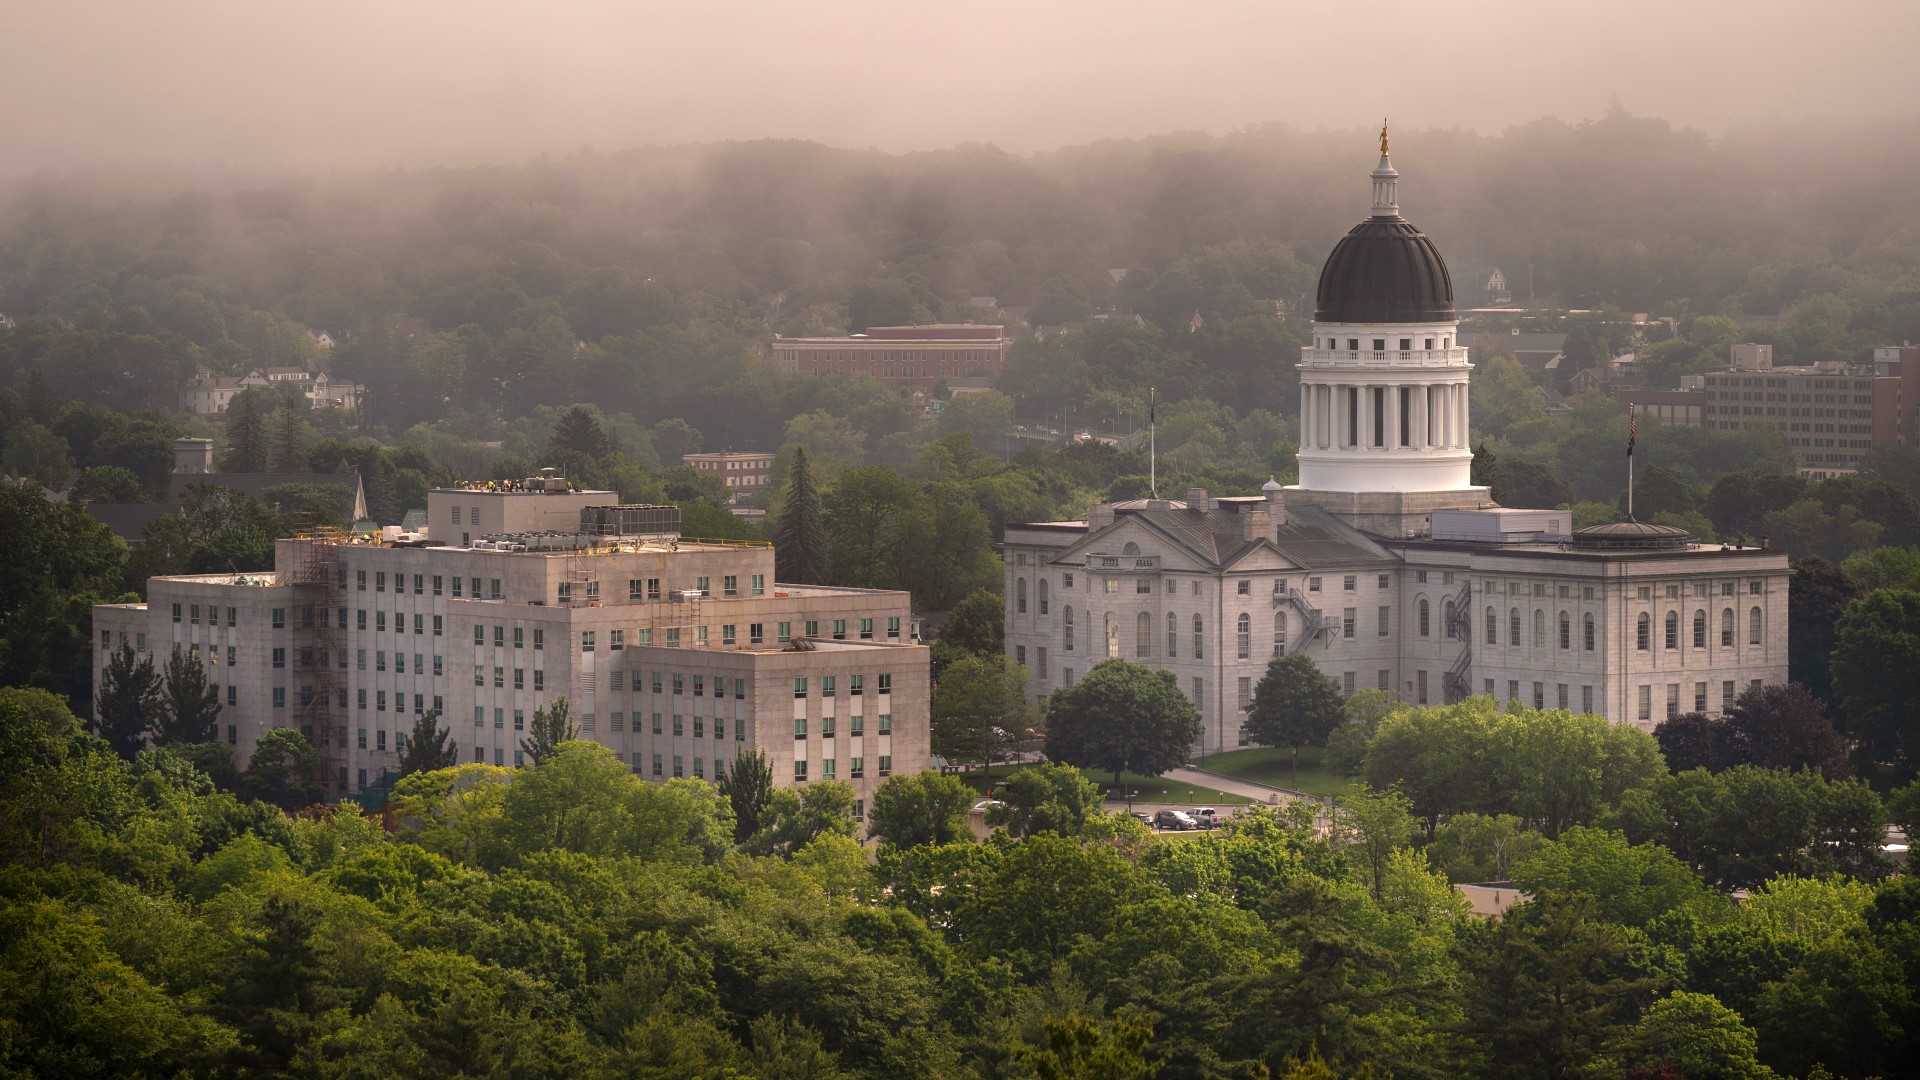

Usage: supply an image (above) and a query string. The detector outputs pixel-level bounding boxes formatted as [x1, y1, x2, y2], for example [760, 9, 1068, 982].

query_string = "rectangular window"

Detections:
[474, 625, 484, 645]
[433, 615, 443, 636]
[793, 677, 807, 699]
[778, 622, 791, 642]
[376, 611, 386, 633]
[751, 574, 765, 596]
[878, 673, 891, 695]
[581, 632, 595, 652]
[1343, 608, 1356, 639]
[433, 575, 443, 596]
[474, 665, 484, 686]
[514, 709, 525, 731]
[1508, 679, 1519, 703]
[647, 578, 661, 600]
[273, 647, 286, 669]
[356, 570, 367, 591]
[1722, 680, 1736, 711]
[722, 625, 735, 646]
[878, 714, 892, 735]
[1667, 683, 1681, 719]
[750, 623, 764, 645]
[821, 676, 836, 697]
[653, 754, 663, 776]
[1694, 681, 1708, 712]
[793, 760, 807, 782]
[534, 670, 544, 691]
[493, 625, 504, 647]
[877, 755, 891, 777]
[652, 712, 663, 734]
[514, 668, 524, 689]
[611, 629, 625, 651]
[1343, 575, 1356, 591]
[715, 717, 725, 740]
[376, 571, 386, 592]
[805, 620, 819, 638]
[1377, 605, 1390, 637]
[494, 709, 504, 729]
[273, 687, 285, 709]
[694, 675, 705, 697]
[1638, 685, 1653, 722]
[533, 629, 543, 650]
[860, 617, 874, 640]
[723, 575, 737, 598]
[887, 616, 900, 639]
[452, 577, 463, 598]
[1417, 670, 1428, 704]
[433, 654, 443, 676]
[629, 579, 643, 601]
[1581, 685, 1594, 713]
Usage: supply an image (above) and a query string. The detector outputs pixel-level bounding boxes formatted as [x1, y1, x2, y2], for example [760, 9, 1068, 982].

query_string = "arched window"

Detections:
[1509, 608, 1521, 646]
[1274, 612, 1288, 656]
[1105, 612, 1118, 658]
[1582, 612, 1595, 651]
[1038, 578, 1050, 615]
[1016, 577, 1027, 614]
[1418, 598, 1431, 637]
[1167, 612, 1178, 658]
[1749, 606, 1763, 645]
[1558, 611, 1570, 650]
[1664, 611, 1679, 650]
[1062, 606, 1074, 651]
[1721, 608, 1734, 647]
[1485, 607, 1498, 645]
[1123, 541, 1141, 556]
[1692, 609, 1706, 649]
[1236, 613, 1251, 659]
[1193, 614, 1204, 659]
[1533, 609, 1546, 649]
[1637, 612, 1650, 651]
[1443, 599, 1456, 640]
[1136, 611, 1152, 658]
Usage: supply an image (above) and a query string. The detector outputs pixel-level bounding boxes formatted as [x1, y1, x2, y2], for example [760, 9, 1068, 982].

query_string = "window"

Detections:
[1558, 611, 1570, 650]
[1135, 578, 1151, 595]
[1310, 576, 1322, 593]
[832, 619, 846, 640]
[1237, 580, 1251, 596]
[878, 713, 892, 734]
[1237, 613, 1251, 658]
[887, 616, 900, 640]
[1533, 682, 1544, 709]
[533, 629, 543, 650]
[1694, 682, 1708, 712]
[271, 607, 285, 629]
[1135, 611, 1152, 658]
[1510, 608, 1521, 645]
[1667, 683, 1681, 719]
[1418, 598, 1430, 637]
[1378, 574, 1391, 590]
[1194, 614, 1205, 657]
[533, 670, 543, 691]
[273, 647, 286, 669]
[1016, 578, 1028, 613]
[1722, 681, 1736, 711]
[1581, 685, 1593, 713]
[1583, 613, 1595, 651]
[1638, 685, 1652, 722]
[1721, 608, 1734, 646]
[794, 760, 807, 782]
[1664, 611, 1679, 650]
[1486, 607, 1497, 645]
[1377, 606, 1390, 638]
[793, 677, 807, 699]
[877, 755, 892, 777]
[1636, 612, 1650, 651]
[1343, 575, 1356, 592]
[1749, 606, 1763, 645]
[1038, 579, 1050, 614]
[272, 687, 285, 709]
[1273, 613, 1287, 656]
[581, 631, 595, 652]
[1692, 610, 1706, 649]
[752, 574, 765, 597]
[493, 625, 504, 647]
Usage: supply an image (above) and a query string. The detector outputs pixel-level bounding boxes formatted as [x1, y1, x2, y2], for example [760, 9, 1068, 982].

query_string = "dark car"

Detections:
[1153, 809, 1198, 831]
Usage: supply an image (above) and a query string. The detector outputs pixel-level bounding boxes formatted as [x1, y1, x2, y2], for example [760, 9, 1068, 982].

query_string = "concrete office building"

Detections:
[1003, 134, 1789, 750]
[95, 487, 929, 814]
[683, 451, 775, 499]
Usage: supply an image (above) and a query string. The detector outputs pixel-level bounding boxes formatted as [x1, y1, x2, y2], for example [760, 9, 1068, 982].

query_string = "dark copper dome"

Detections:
[1313, 217, 1456, 324]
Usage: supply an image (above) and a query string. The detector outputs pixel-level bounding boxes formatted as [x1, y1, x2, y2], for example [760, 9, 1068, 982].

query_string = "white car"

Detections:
[1190, 807, 1222, 829]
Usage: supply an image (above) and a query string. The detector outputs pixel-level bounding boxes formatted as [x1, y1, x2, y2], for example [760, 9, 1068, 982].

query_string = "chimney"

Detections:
[1185, 486, 1208, 510]
[1242, 505, 1271, 542]
[1088, 502, 1116, 531]
[1262, 476, 1286, 528]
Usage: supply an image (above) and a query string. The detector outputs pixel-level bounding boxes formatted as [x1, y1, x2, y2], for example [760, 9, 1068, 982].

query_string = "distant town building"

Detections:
[1703, 344, 1882, 478]
[180, 367, 363, 416]
[94, 490, 930, 809]
[771, 325, 1009, 385]
[1465, 329, 1567, 371]
[683, 452, 773, 499]
[310, 330, 337, 350]
[1485, 268, 1511, 305]
[1613, 385, 1705, 428]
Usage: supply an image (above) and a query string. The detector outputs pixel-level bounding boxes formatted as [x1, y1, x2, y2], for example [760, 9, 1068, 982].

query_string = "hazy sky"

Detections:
[4, 0, 1917, 175]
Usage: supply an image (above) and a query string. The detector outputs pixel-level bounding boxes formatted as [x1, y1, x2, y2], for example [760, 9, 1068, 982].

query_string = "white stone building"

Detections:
[1002, 136, 1789, 752]
[95, 488, 929, 815]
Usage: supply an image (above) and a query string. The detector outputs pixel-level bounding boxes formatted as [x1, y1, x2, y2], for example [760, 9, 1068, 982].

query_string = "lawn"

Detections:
[1189, 745, 1359, 799]
[952, 764, 1252, 805]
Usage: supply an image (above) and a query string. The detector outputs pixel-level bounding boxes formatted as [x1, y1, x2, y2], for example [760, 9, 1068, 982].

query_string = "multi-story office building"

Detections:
[1004, 136, 1790, 748]
[95, 489, 929, 813]
[1702, 358, 1877, 478]
[772, 324, 1009, 385]
[683, 451, 774, 499]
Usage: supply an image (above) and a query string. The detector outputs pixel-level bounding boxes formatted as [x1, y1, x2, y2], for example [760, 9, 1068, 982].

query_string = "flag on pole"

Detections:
[1627, 404, 1636, 457]
[1149, 387, 1156, 426]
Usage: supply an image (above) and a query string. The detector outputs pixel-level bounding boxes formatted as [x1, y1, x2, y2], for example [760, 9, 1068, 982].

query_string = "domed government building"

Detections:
[1003, 130, 1789, 748]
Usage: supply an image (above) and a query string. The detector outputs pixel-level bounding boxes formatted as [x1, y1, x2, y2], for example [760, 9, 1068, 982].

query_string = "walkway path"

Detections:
[1164, 765, 1323, 806]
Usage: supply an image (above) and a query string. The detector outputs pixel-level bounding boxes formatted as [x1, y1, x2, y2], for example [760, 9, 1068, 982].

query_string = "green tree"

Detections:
[270, 397, 309, 472]
[719, 747, 775, 844]
[1245, 653, 1347, 752]
[1427, 813, 1542, 884]
[1, 420, 75, 487]
[1510, 826, 1715, 927]
[986, 761, 1104, 838]
[243, 727, 323, 810]
[519, 696, 577, 765]
[939, 588, 1005, 657]
[223, 393, 269, 472]
[1332, 784, 1418, 902]
[0, 483, 128, 708]
[773, 447, 828, 584]
[867, 771, 976, 848]
[1045, 659, 1202, 789]
[66, 464, 146, 505]
[745, 780, 858, 857]
[94, 642, 163, 757]
[930, 653, 1030, 787]
[1015, 1010, 1156, 1080]
[547, 404, 616, 468]
[821, 464, 919, 587]
[1829, 587, 1920, 780]
[1630, 992, 1771, 1080]
[156, 643, 220, 745]
[397, 709, 457, 776]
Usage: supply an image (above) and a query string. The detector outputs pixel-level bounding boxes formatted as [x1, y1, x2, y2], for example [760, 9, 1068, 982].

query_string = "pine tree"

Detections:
[223, 394, 269, 472]
[95, 643, 164, 757]
[270, 398, 308, 473]
[773, 447, 828, 584]
[157, 643, 221, 744]
[718, 747, 774, 843]
[397, 710, 458, 776]
[519, 697, 578, 765]
[547, 405, 615, 465]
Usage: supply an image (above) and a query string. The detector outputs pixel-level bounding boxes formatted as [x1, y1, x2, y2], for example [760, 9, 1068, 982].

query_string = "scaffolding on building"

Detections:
[288, 521, 350, 792]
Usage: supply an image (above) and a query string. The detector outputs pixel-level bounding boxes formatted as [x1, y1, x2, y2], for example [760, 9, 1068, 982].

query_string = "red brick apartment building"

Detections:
[772, 324, 1008, 385]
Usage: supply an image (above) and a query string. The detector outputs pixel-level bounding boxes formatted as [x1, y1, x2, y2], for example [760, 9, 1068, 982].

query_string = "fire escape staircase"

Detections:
[1443, 581, 1473, 703]
[1273, 587, 1339, 649]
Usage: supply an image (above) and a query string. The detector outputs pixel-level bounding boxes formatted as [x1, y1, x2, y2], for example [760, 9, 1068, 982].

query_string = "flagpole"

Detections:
[1149, 387, 1158, 500]
[1627, 404, 1636, 519]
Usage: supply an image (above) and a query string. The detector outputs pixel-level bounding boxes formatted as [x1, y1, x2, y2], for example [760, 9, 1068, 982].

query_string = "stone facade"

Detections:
[96, 512, 929, 816]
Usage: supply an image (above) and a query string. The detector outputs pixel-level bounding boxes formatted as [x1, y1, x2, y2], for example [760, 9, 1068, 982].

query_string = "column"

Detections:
[1300, 383, 1312, 450]
[1413, 383, 1429, 449]
[1360, 384, 1375, 449]
[1437, 384, 1453, 448]
[1455, 381, 1469, 449]
[1385, 383, 1401, 449]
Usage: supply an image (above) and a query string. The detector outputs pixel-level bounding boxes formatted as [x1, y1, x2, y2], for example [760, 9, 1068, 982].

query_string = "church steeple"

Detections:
[1370, 119, 1400, 218]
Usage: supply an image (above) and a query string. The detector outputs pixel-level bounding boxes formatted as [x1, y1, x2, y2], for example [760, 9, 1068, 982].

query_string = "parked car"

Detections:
[1190, 807, 1222, 829]
[1130, 811, 1154, 825]
[1153, 809, 1198, 831]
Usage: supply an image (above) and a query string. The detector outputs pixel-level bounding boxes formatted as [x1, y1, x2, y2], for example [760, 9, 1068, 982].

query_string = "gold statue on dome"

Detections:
[1380, 118, 1389, 156]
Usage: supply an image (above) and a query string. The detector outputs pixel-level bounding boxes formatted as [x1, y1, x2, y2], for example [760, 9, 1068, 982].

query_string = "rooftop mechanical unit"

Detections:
[581, 504, 681, 538]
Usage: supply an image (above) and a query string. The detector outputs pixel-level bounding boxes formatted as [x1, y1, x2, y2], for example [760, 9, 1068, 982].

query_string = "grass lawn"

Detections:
[952, 764, 1252, 805]
[1190, 745, 1359, 799]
